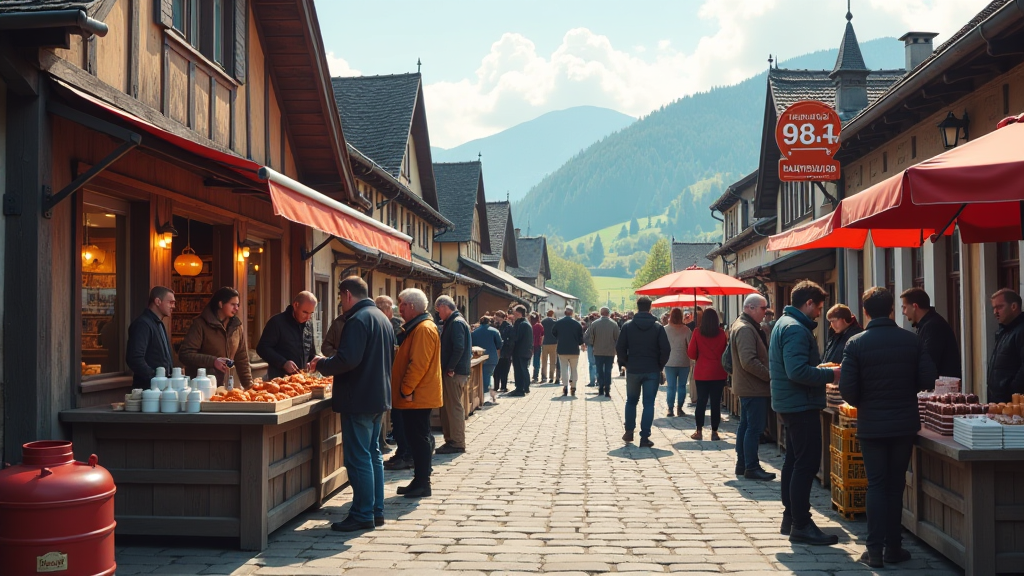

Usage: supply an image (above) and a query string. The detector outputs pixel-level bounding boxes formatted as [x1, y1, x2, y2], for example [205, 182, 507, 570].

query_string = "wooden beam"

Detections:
[129, 0, 140, 98]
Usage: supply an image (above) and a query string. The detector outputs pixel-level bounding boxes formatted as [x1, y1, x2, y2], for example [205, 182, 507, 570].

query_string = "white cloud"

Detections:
[326, 52, 361, 77]
[423, 0, 991, 148]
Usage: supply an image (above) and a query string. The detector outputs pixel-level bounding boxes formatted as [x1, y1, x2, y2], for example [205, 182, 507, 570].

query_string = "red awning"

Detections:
[841, 121, 1024, 243]
[766, 205, 938, 251]
[55, 80, 412, 260]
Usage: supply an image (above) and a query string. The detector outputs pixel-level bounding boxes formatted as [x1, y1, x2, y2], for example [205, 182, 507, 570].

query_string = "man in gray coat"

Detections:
[730, 294, 774, 481]
[585, 307, 620, 397]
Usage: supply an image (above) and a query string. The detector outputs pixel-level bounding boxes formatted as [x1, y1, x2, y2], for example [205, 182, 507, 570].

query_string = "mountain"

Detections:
[430, 106, 635, 204]
[512, 37, 906, 241]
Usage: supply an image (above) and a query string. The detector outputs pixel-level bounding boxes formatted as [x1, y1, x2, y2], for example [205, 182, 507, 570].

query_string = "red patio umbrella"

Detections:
[636, 265, 758, 297]
[651, 294, 714, 308]
[840, 120, 1024, 244]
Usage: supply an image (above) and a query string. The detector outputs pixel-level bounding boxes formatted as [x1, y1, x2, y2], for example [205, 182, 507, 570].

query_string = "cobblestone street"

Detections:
[116, 363, 963, 576]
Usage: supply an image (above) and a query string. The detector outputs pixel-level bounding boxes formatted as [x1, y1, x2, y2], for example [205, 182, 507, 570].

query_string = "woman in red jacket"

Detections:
[687, 308, 728, 441]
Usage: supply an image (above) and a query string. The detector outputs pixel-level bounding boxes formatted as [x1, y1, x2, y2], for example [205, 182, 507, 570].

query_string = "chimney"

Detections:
[898, 32, 938, 71]
[514, 228, 521, 239]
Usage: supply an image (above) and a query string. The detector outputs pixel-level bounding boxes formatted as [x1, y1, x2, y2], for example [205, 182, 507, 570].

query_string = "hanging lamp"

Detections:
[82, 214, 106, 268]
[173, 218, 203, 277]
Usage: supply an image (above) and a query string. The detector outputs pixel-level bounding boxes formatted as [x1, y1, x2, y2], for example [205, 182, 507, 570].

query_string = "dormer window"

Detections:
[171, 0, 233, 67]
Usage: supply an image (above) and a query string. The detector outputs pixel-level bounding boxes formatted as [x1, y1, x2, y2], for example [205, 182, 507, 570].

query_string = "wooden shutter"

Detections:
[155, 0, 173, 27]
[233, 0, 247, 83]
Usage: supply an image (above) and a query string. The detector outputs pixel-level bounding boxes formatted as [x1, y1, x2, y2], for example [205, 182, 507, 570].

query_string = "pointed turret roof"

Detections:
[830, 10, 868, 78]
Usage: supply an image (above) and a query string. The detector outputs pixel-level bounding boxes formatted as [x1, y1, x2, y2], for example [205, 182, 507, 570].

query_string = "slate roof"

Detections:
[433, 161, 490, 251]
[672, 242, 717, 272]
[482, 201, 518, 267]
[508, 236, 550, 281]
[332, 74, 420, 178]
[831, 16, 869, 77]
[768, 68, 905, 117]
[0, 0, 98, 13]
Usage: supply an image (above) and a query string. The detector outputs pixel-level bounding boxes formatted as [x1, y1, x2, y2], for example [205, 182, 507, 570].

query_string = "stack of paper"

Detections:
[1002, 424, 1024, 449]
[953, 417, 1002, 449]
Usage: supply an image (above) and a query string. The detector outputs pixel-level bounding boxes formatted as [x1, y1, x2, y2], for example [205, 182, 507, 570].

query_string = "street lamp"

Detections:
[938, 110, 970, 149]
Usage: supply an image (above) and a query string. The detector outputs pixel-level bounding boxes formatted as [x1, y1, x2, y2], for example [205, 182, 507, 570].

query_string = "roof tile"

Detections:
[331, 74, 420, 179]
[433, 161, 483, 244]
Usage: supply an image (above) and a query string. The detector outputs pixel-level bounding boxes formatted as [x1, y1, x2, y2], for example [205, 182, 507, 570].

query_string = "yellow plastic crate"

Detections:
[830, 423, 861, 455]
[830, 473, 867, 520]
[830, 447, 867, 485]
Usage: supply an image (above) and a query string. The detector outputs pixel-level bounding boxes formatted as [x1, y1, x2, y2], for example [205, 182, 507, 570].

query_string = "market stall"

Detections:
[432, 355, 487, 429]
[59, 397, 346, 551]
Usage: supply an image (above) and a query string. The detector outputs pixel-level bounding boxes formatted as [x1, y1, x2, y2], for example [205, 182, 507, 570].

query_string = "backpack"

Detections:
[721, 337, 733, 375]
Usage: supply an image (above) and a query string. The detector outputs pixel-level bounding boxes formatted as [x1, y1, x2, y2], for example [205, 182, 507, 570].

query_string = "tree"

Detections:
[576, 242, 586, 255]
[590, 235, 605, 266]
[548, 252, 599, 312]
[647, 214, 652, 228]
[631, 238, 673, 291]
[629, 216, 640, 236]
[617, 225, 628, 240]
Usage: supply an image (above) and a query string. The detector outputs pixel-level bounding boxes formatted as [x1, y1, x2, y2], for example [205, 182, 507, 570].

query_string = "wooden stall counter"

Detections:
[903, 428, 1024, 576]
[60, 398, 347, 551]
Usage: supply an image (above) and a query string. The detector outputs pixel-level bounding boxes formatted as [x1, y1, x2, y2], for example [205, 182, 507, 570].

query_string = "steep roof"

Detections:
[483, 201, 518, 268]
[767, 68, 905, 116]
[508, 236, 550, 281]
[331, 73, 439, 208]
[672, 242, 717, 272]
[830, 14, 869, 77]
[433, 161, 491, 252]
[710, 170, 758, 212]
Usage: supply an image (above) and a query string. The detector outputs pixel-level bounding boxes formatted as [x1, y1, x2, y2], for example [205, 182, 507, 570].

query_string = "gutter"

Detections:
[0, 9, 108, 37]
[841, 0, 1024, 140]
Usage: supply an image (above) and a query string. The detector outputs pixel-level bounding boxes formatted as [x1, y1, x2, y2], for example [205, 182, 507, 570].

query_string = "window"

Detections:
[910, 247, 925, 288]
[884, 248, 895, 295]
[998, 241, 1020, 291]
[782, 181, 813, 228]
[81, 207, 127, 378]
[946, 232, 961, 345]
[171, 0, 233, 67]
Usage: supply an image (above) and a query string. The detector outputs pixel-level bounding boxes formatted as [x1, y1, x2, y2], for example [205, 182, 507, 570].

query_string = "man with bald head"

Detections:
[257, 291, 318, 379]
[729, 293, 774, 481]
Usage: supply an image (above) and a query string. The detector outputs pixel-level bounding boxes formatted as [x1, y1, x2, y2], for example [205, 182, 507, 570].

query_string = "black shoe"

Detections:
[374, 516, 385, 527]
[780, 514, 792, 535]
[735, 461, 745, 476]
[883, 548, 911, 564]
[506, 390, 525, 397]
[586, 383, 596, 387]
[604, 392, 611, 398]
[639, 438, 654, 448]
[562, 386, 567, 396]
[789, 521, 838, 546]
[396, 484, 411, 495]
[403, 485, 431, 498]
[677, 407, 687, 417]
[858, 550, 884, 568]
[384, 456, 414, 471]
[434, 443, 465, 455]
[744, 468, 777, 481]
[622, 430, 634, 443]
[331, 517, 375, 532]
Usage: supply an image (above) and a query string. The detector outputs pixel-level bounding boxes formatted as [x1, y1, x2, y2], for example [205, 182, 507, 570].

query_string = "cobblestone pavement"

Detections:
[116, 361, 963, 575]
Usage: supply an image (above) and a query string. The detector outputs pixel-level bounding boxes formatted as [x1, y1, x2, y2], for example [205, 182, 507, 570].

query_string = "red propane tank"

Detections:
[0, 441, 116, 576]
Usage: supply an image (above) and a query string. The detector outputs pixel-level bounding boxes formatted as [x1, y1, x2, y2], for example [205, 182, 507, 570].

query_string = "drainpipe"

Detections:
[0, 9, 108, 37]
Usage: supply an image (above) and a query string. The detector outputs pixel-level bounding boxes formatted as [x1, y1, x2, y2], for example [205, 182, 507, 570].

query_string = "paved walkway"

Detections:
[116, 361, 962, 575]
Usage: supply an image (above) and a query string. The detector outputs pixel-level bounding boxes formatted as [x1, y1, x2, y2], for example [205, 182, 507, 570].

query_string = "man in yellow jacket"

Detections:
[391, 288, 443, 498]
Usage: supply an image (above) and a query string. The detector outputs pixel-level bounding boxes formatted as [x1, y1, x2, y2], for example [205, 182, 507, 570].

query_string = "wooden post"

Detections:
[239, 425, 269, 550]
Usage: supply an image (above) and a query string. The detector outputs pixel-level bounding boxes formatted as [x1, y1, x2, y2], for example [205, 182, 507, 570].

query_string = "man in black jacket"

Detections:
[840, 287, 936, 568]
[551, 306, 584, 396]
[435, 295, 472, 453]
[615, 297, 670, 447]
[309, 277, 395, 532]
[988, 288, 1024, 403]
[494, 310, 514, 392]
[125, 286, 176, 389]
[257, 292, 317, 380]
[506, 304, 535, 397]
[900, 288, 961, 379]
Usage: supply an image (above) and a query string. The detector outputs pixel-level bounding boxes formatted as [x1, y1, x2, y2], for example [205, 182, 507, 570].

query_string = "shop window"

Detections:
[782, 181, 813, 228]
[947, 232, 961, 345]
[997, 241, 1020, 291]
[884, 248, 895, 295]
[171, 0, 233, 66]
[245, 241, 266, 348]
[81, 208, 127, 378]
[169, 216, 214, 352]
[910, 247, 925, 288]
[314, 277, 329, 343]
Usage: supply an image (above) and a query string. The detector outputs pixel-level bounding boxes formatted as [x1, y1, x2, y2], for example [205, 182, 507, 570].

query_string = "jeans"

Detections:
[512, 356, 531, 393]
[624, 372, 659, 439]
[481, 363, 496, 394]
[340, 412, 385, 522]
[532, 347, 542, 378]
[391, 408, 410, 459]
[439, 373, 468, 448]
[694, 380, 726, 430]
[398, 407, 434, 487]
[587, 346, 597, 384]
[664, 366, 690, 409]
[736, 396, 768, 471]
[494, 357, 511, 390]
[594, 355, 614, 394]
[780, 409, 821, 529]
[860, 435, 915, 551]
[558, 354, 580, 386]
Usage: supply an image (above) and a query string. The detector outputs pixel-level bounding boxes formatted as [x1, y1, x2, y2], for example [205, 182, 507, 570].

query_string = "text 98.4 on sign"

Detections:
[775, 100, 842, 182]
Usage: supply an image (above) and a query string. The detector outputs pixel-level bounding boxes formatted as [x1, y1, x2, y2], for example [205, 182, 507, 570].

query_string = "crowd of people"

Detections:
[123, 272, 1024, 565]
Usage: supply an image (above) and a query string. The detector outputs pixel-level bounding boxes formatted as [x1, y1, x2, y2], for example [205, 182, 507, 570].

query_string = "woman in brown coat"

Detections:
[178, 286, 252, 387]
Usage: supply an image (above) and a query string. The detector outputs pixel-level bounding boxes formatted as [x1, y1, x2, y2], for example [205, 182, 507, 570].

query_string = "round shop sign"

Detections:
[775, 100, 842, 182]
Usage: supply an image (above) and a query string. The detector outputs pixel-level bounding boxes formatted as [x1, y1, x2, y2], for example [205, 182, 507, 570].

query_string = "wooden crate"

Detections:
[830, 423, 861, 454]
[830, 447, 867, 485]
[831, 474, 867, 520]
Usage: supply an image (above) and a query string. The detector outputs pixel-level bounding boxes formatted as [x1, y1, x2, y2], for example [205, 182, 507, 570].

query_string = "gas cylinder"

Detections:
[0, 441, 116, 576]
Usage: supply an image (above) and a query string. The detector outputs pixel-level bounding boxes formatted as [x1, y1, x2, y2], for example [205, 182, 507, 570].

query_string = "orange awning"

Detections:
[766, 205, 935, 251]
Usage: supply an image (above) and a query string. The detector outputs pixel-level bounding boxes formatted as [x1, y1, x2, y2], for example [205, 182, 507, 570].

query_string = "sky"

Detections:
[313, 0, 993, 149]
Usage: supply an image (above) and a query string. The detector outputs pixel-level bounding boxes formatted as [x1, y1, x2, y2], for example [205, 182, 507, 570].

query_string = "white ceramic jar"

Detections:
[150, 366, 169, 391]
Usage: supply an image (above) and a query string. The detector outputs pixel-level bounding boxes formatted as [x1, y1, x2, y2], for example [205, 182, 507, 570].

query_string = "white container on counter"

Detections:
[178, 385, 191, 412]
[160, 386, 179, 413]
[150, 367, 169, 391]
[193, 369, 214, 401]
[186, 389, 202, 413]
[169, 367, 186, 392]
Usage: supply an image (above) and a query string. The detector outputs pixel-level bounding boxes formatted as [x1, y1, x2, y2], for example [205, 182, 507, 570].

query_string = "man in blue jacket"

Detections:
[616, 297, 670, 447]
[473, 316, 504, 405]
[769, 280, 841, 546]
[435, 295, 472, 453]
[309, 276, 395, 532]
